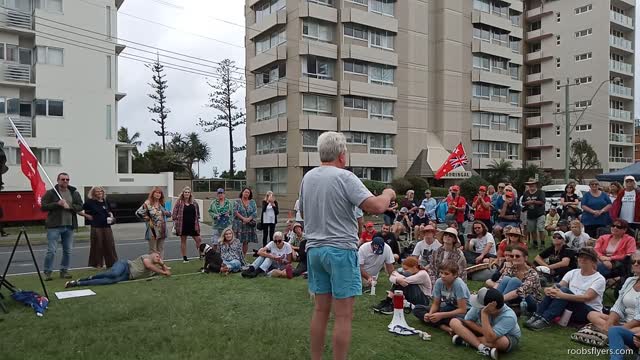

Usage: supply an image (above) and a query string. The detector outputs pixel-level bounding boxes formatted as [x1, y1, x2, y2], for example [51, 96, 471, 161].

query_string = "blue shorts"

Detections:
[307, 246, 361, 299]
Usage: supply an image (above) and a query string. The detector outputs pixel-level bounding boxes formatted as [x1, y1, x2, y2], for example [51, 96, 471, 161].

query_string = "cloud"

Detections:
[118, 0, 246, 177]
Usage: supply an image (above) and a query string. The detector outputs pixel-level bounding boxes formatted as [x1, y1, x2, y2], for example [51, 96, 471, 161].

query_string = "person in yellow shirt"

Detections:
[544, 207, 560, 238]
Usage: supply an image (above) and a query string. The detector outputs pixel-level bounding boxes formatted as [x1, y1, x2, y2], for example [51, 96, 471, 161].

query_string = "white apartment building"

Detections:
[0, 0, 172, 202]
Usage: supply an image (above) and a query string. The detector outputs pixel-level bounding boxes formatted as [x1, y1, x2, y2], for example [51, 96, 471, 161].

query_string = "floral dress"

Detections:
[427, 247, 468, 286]
[233, 199, 257, 243]
[220, 239, 245, 266]
[136, 201, 167, 241]
[499, 266, 543, 301]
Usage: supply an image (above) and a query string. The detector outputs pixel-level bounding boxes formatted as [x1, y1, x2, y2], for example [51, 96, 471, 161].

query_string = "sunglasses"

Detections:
[553, 236, 563, 240]
[59, 178, 70, 182]
[590, 183, 599, 186]
[613, 224, 627, 229]
[632, 260, 640, 265]
[509, 254, 522, 259]
[275, 240, 283, 243]
[473, 227, 483, 230]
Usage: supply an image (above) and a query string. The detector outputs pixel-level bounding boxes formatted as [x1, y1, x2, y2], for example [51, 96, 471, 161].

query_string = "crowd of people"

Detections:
[35, 134, 640, 359]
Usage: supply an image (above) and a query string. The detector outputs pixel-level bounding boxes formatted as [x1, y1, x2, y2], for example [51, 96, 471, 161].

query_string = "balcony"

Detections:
[340, 42, 397, 67]
[609, 156, 634, 164]
[0, 63, 33, 86]
[249, 80, 288, 104]
[299, 1, 337, 23]
[471, 98, 520, 115]
[610, 108, 633, 122]
[341, 80, 397, 100]
[610, 11, 634, 30]
[610, 60, 633, 76]
[471, 39, 513, 60]
[525, 116, 553, 127]
[341, 115, 397, 134]
[526, 159, 543, 168]
[298, 76, 337, 96]
[525, 50, 553, 64]
[249, 153, 288, 169]
[610, 83, 633, 99]
[0, 7, 33, 35]
[472, 69, 520, 89]
[526, 138, 552, 148]
[248, 43, 287, 72]
[249, 115, 287, 137]
[525, 72, 552, 85]
[510, 0, 523, 12]
[525, 94, 552, 106]
[525, 28, 552, 42]
[349, 153, 397, 168]
[609, 35, 634, 53]
[340, 6, 398, 33]
[248, 7, 287, 40]
[472, 10, 512, 31]
[525, 6, 553, 21]
[610, 133, 634, 144]
[300, 39, 338, 59]
[5, 116, 33, 137]
[471, 127, 522, 144]
[472, 157, 523, 170]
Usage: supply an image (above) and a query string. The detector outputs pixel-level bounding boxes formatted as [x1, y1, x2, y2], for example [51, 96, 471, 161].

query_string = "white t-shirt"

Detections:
[472, 233, 497, 256]
[265, 241, 293, 261]
[358, 243, 395, 277]
[620, 190, 636, 223]
[412, 239, 442, 266]
[564, 231, 591, 250]
[561, 269, 606, 312]
[294, 199, 303, 222]
[263, 204, 276, 224]
[622, 287, 639, 322]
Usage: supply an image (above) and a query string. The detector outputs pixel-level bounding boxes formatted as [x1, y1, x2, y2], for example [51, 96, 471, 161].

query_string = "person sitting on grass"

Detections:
[218, 227, 245, 274]
[608, 327, 640, 360]
[289, 222, 304, 255]
[379, 223, 401, 262]
[588, 250, 640, 334]
[360, 221, 377, 245]
[565, 220, 592, 251]
[373, 257, 432, 314]
[525, 247, 605, 331]
[594, 219, 637, 278]
[464, 221, 497, 265]
[496, 227, 527, 262]
[427, 228, 468, 285]
[412, 205, 430, 239]
[284, 219, 295, 243]
[492, 191, 521, 242]
[65, 251, 170, 288]
[292, 237, 308, 278]
[486, 246, 542, 315]
[450, 287, 521, 359]
[534, 231, 575, 284]
[412, 224, 441, 267]
[544, 207, 560, 235]
[413, 261, 470, 336]
[241, 231, 293, 279]
[359, 236, 395, 290]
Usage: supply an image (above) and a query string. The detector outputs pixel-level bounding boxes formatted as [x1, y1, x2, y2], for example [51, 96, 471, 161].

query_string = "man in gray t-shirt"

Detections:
[300, 132, 395, 360]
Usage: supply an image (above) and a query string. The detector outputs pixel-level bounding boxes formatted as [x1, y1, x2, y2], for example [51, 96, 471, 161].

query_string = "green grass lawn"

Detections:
[0, 258, 606, 360]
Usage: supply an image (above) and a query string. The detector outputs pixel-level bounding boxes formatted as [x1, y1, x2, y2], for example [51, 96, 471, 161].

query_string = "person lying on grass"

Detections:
[450, 287, 521, 359]
[65, 251, 171, 288]
[372, 257, 432, 314]
[241, 231, 293, 279]
[413, 261, 470, 336]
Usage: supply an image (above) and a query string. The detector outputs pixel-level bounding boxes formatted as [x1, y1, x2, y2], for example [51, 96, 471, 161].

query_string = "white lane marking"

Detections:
[4, 257, 191, 277]
[0, 239, 184, 255]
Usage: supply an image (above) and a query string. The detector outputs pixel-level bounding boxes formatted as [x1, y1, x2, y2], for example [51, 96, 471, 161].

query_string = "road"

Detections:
[0, 223, 262, 276]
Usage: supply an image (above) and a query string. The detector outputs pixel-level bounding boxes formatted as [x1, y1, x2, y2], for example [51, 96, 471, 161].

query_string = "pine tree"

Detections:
[147, 55, 170, 151]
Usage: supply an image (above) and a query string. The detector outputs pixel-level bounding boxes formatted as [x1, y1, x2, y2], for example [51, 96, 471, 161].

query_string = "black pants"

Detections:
[292, 261, 307, 277]
[463, 250, 496, 265]
[390, 283, 430, 307]
[262, 223, 275, 246]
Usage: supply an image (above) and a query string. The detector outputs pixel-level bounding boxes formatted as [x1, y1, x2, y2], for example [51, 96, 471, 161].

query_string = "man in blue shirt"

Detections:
[450, 287, 521, 359]
[421, 189, 437, 220]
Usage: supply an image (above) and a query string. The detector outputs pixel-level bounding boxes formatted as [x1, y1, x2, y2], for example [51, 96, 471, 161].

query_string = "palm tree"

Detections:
[170, 132, 211, 180]
[118, 127, 142, 155]
[486, 159, 513, 184]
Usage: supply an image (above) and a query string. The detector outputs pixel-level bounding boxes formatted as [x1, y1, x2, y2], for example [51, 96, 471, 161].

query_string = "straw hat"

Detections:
[436, 227, 459, 242]
[505, 227, 525, 239]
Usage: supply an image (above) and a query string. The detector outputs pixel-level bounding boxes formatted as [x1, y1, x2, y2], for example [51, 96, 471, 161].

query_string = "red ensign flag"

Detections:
[16, 132, 46, 206]
[434, 143, 469, 180]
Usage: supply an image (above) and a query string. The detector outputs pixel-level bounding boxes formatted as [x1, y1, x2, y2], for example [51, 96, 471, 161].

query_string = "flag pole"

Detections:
[7, 117, 62, 200]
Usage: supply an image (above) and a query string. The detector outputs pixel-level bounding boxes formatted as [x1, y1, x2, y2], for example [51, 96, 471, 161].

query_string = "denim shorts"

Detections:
[307, 246, 361, 299]
[504, 334, 520, 353]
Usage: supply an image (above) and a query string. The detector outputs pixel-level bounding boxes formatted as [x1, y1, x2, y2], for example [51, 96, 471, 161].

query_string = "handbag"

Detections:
[247, 219, 257, 228]
[256, 222, 263, 231]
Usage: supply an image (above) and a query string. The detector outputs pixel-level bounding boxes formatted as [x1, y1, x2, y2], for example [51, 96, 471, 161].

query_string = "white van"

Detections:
[541, 184, 590, 212]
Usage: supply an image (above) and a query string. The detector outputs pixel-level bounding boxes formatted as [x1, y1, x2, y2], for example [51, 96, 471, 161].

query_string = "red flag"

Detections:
[434, 143, 469, 180]
[17, 134, 47, 206]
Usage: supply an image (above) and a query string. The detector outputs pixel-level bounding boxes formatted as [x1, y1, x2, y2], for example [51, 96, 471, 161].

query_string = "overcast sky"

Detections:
[118, 0, 246, 177]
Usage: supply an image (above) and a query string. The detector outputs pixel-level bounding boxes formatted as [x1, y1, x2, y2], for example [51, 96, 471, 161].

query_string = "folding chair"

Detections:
[604, 256, 631, 302]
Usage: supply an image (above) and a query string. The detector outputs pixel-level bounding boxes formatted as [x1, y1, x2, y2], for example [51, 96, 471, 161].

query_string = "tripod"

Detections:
[0, 227, 49, 313]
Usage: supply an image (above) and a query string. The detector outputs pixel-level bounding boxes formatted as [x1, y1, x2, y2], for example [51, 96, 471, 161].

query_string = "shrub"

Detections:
[429, 187, 449, 198]
[405, 176, 430, 198]
[460, 176, 490, 201]
[362, 180, 387, 195]
[391, 178, 413, 195]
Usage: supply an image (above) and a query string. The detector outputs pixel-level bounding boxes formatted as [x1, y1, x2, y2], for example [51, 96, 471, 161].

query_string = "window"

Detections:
[369, 64, 394, 85]
[473, 83, 507, 102]
[556, 126, 561, 136]
[256, 133, 287, 155]
[106, 6, 112, 39]
[256, 168, 287, 194]
[556, 12, 560, 22]
[24, 147, 61, 166]
[106, 105, 112, 140]
[510, 10, 521, 26]
[303, 19, 333, 42]
[106, 55, 112, 88]
[256, 99, 286, 121]
[344, 60, 367, 75]
[473, 24, 508, 46]
[302, 130, 324, 152]
[574, 28, 592, 38]
[575, 52, 592, 62]
[303, 94, 333, 115]
[556, 80, 561, 90]
[509, 91, 519, 106]
[508, 117, 520, 133]
[255, 28, 286, 54]
[472, 113, 519, 132]
[473, 141, 490, 158]
[36, 46, 63, 65]
[344, 96, 367, 110]
[349, 0, 368, 5]
[556, 148, 561, 159]
[35, 0, 63, 13]
[307, 0, 334, 6]
[350, 167, 392, 183]
[255, 63, 286, 88]
[344, 132, 368, 145]
[576, 124, 592, 132]
[556, 58, 561, 68]
[473, 54, 490, 71]
[255, 0, 285, 22]
[575, 100, 592, 109]
[473, 0, 508, 18]
[509, 64, 520, 80]
[369, 29, 394, 49]
[35, 99, 63, 117]
[575, 76, 592, 85]
[508, 144, 519, 160]
[370, 0, 394, 16]
[556, 103, 561, 112]
[509, 37, 520, 53]
[575, 4, 592, 15]
[473, 112, 490, 128]
[5, 44, 17, 62]
[344, 23, 368, 41]
[302, 56, 334, 79]
[369, 134, 394, 154]
[369, 99, 394, 120]
[556, 35, 560, 45]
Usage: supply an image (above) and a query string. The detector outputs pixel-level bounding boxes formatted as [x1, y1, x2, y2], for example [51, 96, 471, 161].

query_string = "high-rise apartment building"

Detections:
[1, 0, 173, 200]
[244, 0, 635, 204]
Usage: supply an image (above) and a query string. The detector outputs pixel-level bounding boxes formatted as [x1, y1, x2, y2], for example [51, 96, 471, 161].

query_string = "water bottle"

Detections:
[370, 276, 377, 296]
[520, 299, 528, 317]
[558, 309, 573, 327]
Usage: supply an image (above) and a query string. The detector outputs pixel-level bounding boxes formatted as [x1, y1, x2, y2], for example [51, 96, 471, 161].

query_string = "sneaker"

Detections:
[490, 348, 499, 360]
[44, 272, 52, 281]
[477, 346, 491, 357]
[379, 303, 394, 315]
[452, 335, 467, 347]
[528, 318, 551, 331]
[285, 264, 293, 279]
[183, 256, 189, 263]
[64, 280, 77, 288]
[525, 313, 540, 327]
[372, 298, 391, 312]
[60, 271, 72, 279]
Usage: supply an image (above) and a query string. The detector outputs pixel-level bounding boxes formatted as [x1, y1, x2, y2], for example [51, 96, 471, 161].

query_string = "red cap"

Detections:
[366, 221, 374, 227]
[451, 185, 460, 191]
[479, 186, 487, 191]
[505, 191, 514, 198]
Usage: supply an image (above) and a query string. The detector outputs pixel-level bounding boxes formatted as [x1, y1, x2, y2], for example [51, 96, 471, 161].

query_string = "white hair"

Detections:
[273, 231, 284, 240]
[318, 132, 347, 162]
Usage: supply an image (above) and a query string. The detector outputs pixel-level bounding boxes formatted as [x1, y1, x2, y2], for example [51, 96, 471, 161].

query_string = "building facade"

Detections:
[1, 0, 173, 201]
[244, 0, 635, 204]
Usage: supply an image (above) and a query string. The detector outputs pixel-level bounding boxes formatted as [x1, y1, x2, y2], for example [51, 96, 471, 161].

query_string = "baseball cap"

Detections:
[371, 236, 385, 255]
[479, 186, 487, 191]
[366, 221, 374, 227]
[624, 175, 636, 183]
[577, 247, 598, 262]
[423, 225, 436, 233]
[505, 191, 514, 198]
[470, 287, 504, 310]
[400, 207, 408, 213]
[451, 185, 460, 192]
[419, 205, 426, 210]
[216, 188, 225, 193]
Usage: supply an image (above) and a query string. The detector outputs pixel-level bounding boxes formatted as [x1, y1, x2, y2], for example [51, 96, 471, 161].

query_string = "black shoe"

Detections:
[372, 297, 392, 312]
[379, 303, 394, 315]
[44, 272, 52, 281]
[0, 231, 8, 237]
[252, 250, 259, 258]
[183, 256, 189, 263]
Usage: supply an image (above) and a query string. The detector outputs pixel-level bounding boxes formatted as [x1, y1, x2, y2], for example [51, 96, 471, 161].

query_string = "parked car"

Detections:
[541, 184, 590, 212]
